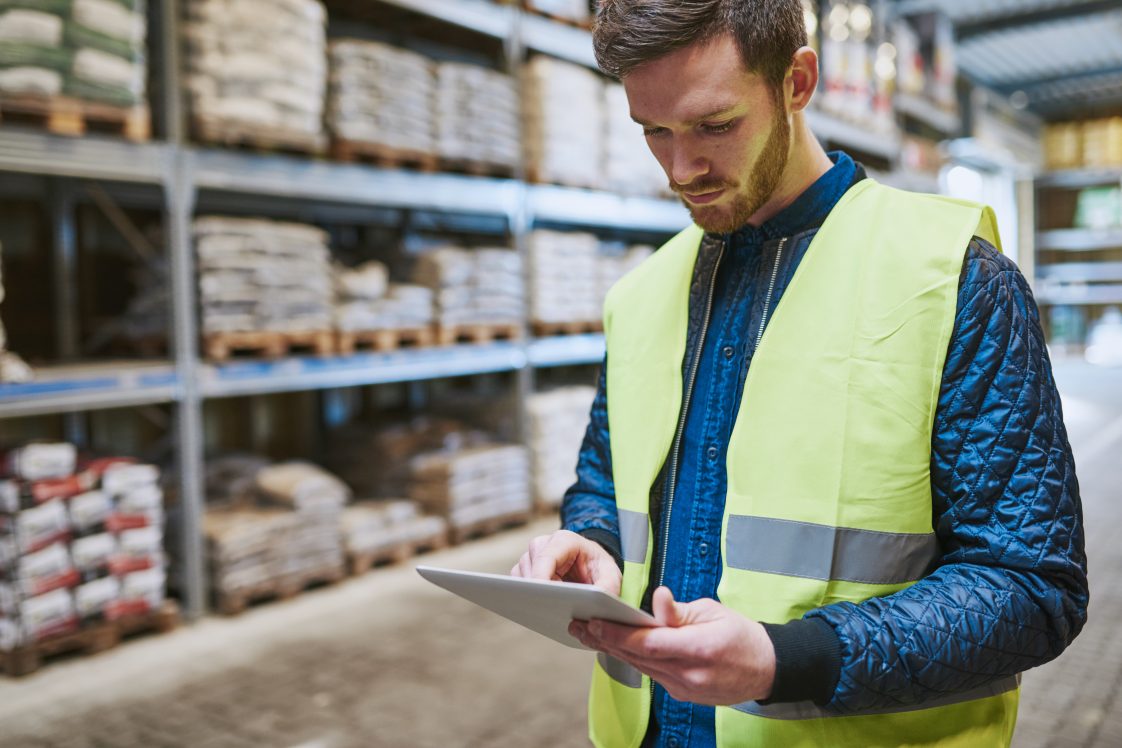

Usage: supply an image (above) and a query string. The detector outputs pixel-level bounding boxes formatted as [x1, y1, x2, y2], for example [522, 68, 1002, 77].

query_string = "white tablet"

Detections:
[416, 565, 659, 649]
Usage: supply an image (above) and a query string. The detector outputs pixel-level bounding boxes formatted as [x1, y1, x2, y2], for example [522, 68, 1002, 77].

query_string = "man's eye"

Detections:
[701, 121, 734, 134]
[643, 126, 668, 137]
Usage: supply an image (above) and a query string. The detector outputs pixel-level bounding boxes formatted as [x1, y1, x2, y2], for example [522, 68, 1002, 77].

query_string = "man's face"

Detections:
[623, 33, 791, 233]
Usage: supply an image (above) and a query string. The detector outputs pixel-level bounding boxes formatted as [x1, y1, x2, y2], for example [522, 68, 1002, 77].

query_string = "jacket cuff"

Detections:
[577, 528, 624, 572]
[759, 617, 842, 705]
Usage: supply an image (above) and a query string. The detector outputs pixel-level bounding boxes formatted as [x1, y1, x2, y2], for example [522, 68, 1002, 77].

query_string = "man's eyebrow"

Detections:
[630, 106, 741, 128]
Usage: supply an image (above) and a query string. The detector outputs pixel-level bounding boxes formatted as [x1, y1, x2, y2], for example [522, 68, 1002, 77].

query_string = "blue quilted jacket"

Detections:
[561, 163, 1089, 715]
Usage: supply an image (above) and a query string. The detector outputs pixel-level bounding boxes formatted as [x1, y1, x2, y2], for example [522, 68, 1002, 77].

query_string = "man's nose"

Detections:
[669, 141, 708, 188]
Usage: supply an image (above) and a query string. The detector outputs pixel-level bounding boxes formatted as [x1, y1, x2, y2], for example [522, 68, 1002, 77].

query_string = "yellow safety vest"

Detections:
[590, 179, 1019, 747]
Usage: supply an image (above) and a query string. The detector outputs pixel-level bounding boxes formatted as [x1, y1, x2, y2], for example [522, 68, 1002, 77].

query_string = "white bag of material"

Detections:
[0, 9, 63, 46]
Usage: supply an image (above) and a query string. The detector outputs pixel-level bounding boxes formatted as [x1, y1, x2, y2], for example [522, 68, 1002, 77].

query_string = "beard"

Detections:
[672, 106, 792, 234]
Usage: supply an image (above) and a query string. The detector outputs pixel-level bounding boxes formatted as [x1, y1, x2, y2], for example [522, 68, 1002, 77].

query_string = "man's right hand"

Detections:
[511, 529, 622, 596]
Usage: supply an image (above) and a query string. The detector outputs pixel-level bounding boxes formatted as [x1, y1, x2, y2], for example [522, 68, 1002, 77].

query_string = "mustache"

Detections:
[670, 178, 733, 195]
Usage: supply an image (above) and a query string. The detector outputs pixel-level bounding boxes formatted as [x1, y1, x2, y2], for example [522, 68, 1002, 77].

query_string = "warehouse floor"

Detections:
[1, 360, 1120, 748]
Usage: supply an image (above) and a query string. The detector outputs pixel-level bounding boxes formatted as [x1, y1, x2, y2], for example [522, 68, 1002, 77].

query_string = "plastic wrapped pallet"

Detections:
[414, 246, 523, 328]
[327, 38, 435, 155]
[603, 83, 667, 197]
[434, 61, 519, 169]
[185, 0, 326, 140]
[526, 386, 596, 508]
[523, 56, 604, 189]
[0, 0, 147, 106]
[194, 216, 334, 335]
[527, 229, 601, 325]
[408, 443, 531, 531]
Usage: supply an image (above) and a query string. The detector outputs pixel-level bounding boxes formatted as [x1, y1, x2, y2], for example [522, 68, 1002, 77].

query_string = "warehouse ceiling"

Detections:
[893, 0, 1122, 119]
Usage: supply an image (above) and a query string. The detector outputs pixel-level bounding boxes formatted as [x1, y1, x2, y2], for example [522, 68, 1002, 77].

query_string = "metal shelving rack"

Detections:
[0, 0, 943, 619]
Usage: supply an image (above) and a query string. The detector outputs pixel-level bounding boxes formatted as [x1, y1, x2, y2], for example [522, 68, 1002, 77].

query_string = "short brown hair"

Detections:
[593, 0, 808, 88]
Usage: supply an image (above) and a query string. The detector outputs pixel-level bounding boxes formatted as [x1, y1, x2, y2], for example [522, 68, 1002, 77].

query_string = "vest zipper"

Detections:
[755, 237, 788, 352]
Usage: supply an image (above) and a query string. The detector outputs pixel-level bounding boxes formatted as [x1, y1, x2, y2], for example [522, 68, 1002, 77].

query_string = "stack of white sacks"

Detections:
[526, 386, 597, 508]
[0, 0, 146, 106]
[523, 56, 604, 189]
[603, 83, 668, 196]
[523, 0, 591, 25]
[184, 0, 326, 139]
[0, 444, 166, 652]
[409, 443, 532, 531]
[597, 241, 654, 304]
[434, 61, 519, 168]
[528, 230, 601, 325]
[333, 261, 434, 333]
[327, 39, 435, 154]
[340, 499, 447, 561]
[0, 240, 32, 383]
[194, 217, 334, 335]
[414, 246, 524, 328]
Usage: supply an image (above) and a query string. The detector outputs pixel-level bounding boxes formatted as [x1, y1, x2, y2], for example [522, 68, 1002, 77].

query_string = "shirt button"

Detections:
[707, 445, 718, 460]
[699, 542, 709, 557]
[668, 738, 681, 748]
[722, 345, 734, 359]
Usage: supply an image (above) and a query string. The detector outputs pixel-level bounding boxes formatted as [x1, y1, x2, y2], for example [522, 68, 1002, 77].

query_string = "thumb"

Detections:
[651, 586, 689, 627]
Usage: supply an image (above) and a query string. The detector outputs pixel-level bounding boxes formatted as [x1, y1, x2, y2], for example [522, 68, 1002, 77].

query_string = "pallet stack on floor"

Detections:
[0, 443, 177, 677]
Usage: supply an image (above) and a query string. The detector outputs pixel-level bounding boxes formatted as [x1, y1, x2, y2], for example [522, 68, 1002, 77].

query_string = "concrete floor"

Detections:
[1, 359, 1120, 747]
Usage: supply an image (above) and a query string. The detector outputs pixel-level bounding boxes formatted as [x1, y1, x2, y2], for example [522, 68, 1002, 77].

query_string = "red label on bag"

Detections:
[104, 598, 151, 621]
[30, 475, 91, 503]
[105, 513, 151, 532]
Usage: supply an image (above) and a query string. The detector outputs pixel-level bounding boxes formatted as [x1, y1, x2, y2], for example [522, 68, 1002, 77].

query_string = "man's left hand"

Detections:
[569, 586, 776, 705]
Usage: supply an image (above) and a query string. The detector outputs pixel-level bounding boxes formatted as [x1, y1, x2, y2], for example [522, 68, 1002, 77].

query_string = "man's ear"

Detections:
[787, 46, 819, 114]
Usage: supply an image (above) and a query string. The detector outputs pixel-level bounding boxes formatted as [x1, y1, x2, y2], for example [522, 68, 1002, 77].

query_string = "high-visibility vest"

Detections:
[590, 179, 1019, 747]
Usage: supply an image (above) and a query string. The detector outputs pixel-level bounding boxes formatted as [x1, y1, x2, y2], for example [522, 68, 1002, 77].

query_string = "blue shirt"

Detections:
[646, 152, 857, 748]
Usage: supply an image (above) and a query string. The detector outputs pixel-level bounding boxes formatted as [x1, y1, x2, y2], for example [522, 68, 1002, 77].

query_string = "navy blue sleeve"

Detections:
[805, 238, 1089, 711]
[560, 357, 623, 567]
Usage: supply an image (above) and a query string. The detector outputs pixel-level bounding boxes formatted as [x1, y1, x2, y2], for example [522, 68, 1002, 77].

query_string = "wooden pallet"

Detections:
[332, 139, 439, 172]
[435, 323, 523, 347]
[0, 601, 180, 678]
[531, 319, 604, 337]
[203, 330, 335, 361]
[439, 157, 517, 180]
[450, 509, 533, 545]
[525, 165, 603, 191]
[336, 326, 436, 356]
[194, 116, 327, 156]
[0, 95, 149, 142]
[348, 530, 450, 576]
[215, 566, 346, 616]
[521, 2, 593, 29]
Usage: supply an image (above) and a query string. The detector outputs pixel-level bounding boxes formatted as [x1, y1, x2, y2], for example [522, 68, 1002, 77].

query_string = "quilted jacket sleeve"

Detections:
[805, 238, 1089, 711]
[560, 357, 623, 565]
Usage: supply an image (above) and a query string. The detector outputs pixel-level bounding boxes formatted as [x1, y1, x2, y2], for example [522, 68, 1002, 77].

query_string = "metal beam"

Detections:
[954, 0, 1122, 42]
[993, 63, 1122, 96]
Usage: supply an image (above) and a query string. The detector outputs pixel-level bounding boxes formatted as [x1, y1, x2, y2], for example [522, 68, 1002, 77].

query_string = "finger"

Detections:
[519, 552, 534, 578]
[531, 533, 585, 581]
[652, 586, 689, 627]
[587, 619, 692, 661]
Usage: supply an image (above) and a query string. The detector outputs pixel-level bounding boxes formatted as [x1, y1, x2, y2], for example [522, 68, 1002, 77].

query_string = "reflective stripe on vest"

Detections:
[589, 180, 1017, 748]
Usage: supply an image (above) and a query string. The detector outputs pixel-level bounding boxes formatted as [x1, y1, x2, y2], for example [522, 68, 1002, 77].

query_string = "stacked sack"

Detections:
[597, 241, 654, 306]
[0, 444, 166, 653]
[523, 56, 604, 189]
[414, 246, 524, 328]
[603, 83, 668, 197]
[526, 386, 596, 508]
[184, 0, 326, 141]
[527, 230, 600, 325]
[434, 61, 519, 169]
[200, 458, 348, 605]
[523, 0, 591, 25]
[194, 216, 333, 335]
[333, 261, 434, 333]
[409, 442, 531, 533]
[0, 0, 146, 106]
[0, 239, 32, 383]
[340, 499, 447, 563]
[327, 39, 435, 155]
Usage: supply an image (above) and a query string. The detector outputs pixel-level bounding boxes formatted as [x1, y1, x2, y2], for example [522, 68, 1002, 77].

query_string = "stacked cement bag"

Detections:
[184, 0, 326, 139]
[194, 217, 333, 335]
[526, 386, 596, 508]
[341, 499, 447, 560]
[327, 39, 435, 154]
[0, 0, 146, 106]
[333, 261, 434, 332]
[597, 242, 653, 305]
[414, 246, 523, 327]
[409, 443, 531, 531]
[0, 447, 167, 652]
[523, 56, 603, 189]
[527, 230, 600, 325]
[604, 83, 667, 196]
[434, 61, 519, 168]
[0, 240, 32, 383]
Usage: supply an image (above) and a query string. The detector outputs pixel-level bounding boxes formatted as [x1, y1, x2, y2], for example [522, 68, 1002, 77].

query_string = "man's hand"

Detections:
[569, 586, 776, 706]
[510, 529, 622, 596]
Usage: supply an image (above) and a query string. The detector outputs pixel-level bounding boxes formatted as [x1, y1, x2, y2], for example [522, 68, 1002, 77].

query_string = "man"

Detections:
[511, 1, 1088, 747]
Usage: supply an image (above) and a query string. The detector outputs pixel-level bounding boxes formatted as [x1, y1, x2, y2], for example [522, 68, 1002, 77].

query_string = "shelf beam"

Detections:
[1038, 228, 1122, 252]
[0, 130, 172, 184]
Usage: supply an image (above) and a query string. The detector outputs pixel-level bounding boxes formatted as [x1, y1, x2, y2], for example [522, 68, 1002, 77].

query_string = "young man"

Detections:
[511, 1, 1088, 746]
